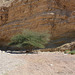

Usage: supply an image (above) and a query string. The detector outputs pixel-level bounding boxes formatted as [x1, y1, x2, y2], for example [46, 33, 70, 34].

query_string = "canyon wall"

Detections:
[0, 0, 75, 47]
[0, 7, 8, 26]
[0, 0, 14, 7]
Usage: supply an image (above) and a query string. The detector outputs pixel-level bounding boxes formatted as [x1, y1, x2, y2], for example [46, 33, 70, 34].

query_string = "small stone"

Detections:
[50, 64, 53, 66]
[0, 50, 1, 53]
[64, 54, 68, 55]
[2, 51, 5, 53]
[49, 13, 55, 15]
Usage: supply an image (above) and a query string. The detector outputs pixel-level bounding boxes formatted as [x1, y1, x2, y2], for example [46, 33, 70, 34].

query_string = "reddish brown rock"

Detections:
[0, 0, 75, 46]
[0, 7, 8, 26]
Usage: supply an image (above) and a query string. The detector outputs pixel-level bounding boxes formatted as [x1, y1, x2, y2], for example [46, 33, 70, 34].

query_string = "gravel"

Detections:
[0, 51, 75, 75]
[0, 51, 26, 75]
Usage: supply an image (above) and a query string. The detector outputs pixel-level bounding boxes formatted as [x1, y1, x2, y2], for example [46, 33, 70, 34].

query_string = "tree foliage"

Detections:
[8, 29, 50, 50]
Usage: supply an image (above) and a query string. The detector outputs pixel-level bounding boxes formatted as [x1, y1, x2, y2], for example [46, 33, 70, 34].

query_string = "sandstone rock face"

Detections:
[0, 0, 75, 47]
[0, 7, 8, 26]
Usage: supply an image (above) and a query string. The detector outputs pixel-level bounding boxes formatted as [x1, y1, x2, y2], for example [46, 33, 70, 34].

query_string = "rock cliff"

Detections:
[0, 0, 14, 7]
[0, 0, 75, 47]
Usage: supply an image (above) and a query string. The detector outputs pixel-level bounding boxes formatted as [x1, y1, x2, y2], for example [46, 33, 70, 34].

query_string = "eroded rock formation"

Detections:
[0, 7, 8, 25]
[0, 0, 75, 47]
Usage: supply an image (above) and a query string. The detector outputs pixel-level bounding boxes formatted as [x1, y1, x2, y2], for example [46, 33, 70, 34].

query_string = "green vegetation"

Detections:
[64, 50, 75, 55]
[8, 29, 50, 51]
[68, 50, 75, 55]
[64, 50, 70, 54]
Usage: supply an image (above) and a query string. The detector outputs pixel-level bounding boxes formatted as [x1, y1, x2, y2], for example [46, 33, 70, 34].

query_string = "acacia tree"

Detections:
[8, 29, 50, 52]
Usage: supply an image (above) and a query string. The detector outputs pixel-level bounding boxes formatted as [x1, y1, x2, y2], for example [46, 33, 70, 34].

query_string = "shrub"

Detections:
[8, 29, 50, 51]
[68, 50, 75, 55]
[64, 50, 75, 55]
[64, 50, 70, 54]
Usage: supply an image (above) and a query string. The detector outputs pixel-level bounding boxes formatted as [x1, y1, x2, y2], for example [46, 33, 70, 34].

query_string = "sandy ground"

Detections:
[0, 51, 75, 75]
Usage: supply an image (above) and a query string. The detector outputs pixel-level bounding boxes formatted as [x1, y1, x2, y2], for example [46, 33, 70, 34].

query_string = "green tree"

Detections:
[8, 29, 50, 52]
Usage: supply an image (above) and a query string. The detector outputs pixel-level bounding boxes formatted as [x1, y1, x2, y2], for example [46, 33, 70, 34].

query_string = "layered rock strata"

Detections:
[0, 0, 75, 47]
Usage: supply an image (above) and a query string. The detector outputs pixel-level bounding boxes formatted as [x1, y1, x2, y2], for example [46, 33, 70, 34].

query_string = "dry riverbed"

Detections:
[0, 51, 75, 75]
